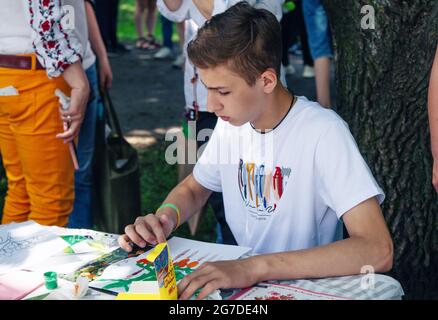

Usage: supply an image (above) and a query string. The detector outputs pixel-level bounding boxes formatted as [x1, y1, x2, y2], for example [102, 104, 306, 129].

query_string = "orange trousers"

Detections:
[0, 55, 74, 226]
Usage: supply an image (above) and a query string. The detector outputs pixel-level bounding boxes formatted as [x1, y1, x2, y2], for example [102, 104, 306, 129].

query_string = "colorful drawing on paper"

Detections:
[88, 237, 251, 294]
[60, 246, 151, 282]
[230, 283, 351, 300]
[90, 248, 214, 293]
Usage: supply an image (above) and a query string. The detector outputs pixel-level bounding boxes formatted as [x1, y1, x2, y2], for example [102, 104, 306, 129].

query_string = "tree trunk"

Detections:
[323, 0, 438, 299]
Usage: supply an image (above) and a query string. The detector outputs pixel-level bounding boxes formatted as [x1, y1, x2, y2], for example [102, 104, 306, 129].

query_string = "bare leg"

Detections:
[176, 21, 185, 49]
[135, 0, 146, 39]
[146, 0, 157, 37]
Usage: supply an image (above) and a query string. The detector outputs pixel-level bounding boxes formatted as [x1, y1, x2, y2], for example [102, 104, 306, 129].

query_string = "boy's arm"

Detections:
[119, 174, 212, 250]
[84, 1, 113, 90]
[178, 196, 393, 300]
[428, 46, 438, 192]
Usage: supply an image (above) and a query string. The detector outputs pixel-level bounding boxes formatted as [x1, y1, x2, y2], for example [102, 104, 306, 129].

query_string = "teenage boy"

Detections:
[119, 2, 393, 300]
[157, 0, 285, 244]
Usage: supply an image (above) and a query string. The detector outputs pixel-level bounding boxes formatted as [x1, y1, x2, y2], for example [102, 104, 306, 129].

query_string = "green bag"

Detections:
[93, 89, 141, 234]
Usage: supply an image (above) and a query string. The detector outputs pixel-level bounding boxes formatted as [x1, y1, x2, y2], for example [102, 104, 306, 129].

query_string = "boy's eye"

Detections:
[218, 91, 231, 96]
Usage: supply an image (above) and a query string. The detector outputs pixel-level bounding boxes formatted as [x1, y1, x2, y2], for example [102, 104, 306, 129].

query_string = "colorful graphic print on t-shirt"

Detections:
[238, 159, 291, 217]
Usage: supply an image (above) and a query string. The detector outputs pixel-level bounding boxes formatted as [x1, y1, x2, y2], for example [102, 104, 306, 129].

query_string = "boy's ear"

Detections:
[260, 68, 278, 93]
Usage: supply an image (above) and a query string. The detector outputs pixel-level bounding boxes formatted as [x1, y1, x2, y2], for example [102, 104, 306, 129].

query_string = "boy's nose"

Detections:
[207, 92, 223, 113]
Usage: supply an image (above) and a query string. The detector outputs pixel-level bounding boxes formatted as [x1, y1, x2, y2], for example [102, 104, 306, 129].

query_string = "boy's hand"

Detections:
[177, 258, 260, 300]
[118, 213, 176, 251]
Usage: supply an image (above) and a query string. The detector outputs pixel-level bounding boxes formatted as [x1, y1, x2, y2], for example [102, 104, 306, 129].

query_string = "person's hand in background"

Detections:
[56, 61, 90, 143]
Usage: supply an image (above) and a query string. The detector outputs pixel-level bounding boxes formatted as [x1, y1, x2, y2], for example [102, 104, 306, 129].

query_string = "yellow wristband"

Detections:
[158, 203, 180, 231]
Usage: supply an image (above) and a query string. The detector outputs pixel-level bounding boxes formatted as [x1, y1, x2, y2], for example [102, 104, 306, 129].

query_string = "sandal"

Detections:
[136, 37, 147, 49]
[141, 35, 161, 50]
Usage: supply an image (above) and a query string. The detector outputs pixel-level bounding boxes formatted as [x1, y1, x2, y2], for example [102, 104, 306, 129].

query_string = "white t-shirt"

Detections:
[193, 96, 385, 254]
[157, 0, 286, 112]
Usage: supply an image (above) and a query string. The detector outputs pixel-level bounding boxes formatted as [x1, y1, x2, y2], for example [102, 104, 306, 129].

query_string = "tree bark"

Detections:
[323, 0, 438, 299]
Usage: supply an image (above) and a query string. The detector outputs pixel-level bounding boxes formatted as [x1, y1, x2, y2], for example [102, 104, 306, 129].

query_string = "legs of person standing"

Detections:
[295, 0, 314, 77]
[161, 15, 174, 50]
[0, 58, 74, 226]
[68, 64, 99, 229]
[94, 0, 111, 49]
[135, 0, 147, 48]
[109, 0, 119, 50]
[96, 0, 127, 53]
[280, 11, 298, 75]
[302, 0, 333, 107]
[135, 0, 159, 50]
[172, 22, 186, 69]
[145, 0, 157, 40]
[154, 15, 174, 59]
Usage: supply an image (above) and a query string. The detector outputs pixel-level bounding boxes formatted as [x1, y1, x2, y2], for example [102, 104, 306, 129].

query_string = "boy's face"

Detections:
[199, 64, 270, 127]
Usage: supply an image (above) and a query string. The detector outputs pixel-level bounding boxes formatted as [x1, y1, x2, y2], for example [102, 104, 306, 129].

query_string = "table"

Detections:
[0, 223, 404, 300]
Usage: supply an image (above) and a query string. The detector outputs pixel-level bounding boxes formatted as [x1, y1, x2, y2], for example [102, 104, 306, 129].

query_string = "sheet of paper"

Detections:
[89, 237, 251, 294]
[26, 227, 121, 275]
[0, 270, 44, 300]
[230, 282, 351, 300]
[0, 221, 67, 274]
[47, 226, 120, 254]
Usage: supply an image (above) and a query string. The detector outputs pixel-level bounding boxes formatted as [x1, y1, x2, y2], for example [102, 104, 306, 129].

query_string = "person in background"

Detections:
[95, 0, 130, 53]
[173, 22, 186, 69]
[154, 15, 186, 70]
[302, 0, 332, 107]
[135, 0, 160, 50]
[281, 0, 314, 77]
[154, 15, 174, 59]
[68, 0, 113, 228]
[0, 0, 89, 226]
[428, 46, 438, 192]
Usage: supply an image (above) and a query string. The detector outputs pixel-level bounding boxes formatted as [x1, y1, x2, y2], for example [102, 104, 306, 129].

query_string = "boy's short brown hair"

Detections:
[187, 1, 282, 86]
